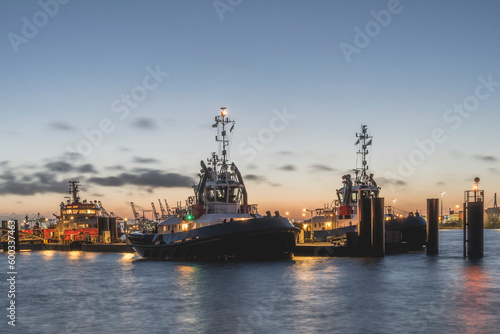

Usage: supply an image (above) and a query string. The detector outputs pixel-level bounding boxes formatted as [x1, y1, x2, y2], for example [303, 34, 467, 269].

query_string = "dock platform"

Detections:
[19, 243, 135, 253]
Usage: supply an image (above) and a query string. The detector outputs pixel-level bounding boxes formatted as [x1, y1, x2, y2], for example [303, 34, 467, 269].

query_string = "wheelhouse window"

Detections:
[228, 186, 241, 204]
[351, 192, 358, 203]
[216, 186, 227, 202]
[206, 186, 215, 202]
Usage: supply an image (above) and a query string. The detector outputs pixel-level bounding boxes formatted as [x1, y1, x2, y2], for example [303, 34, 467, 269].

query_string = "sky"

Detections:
[1, 0, 499, 221]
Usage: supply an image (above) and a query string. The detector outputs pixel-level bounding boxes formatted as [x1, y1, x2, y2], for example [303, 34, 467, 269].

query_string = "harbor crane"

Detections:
[97, 201, 110, 217]
[130, 202, 140, 221]
[151, 202, 160, 221]
[164, 199, 171, 215]
[158, 199, 168, 219]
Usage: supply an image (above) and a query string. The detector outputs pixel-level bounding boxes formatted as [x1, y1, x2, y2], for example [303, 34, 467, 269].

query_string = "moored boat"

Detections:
[128, 108, 299, 260]
[303, 125, 427, 249]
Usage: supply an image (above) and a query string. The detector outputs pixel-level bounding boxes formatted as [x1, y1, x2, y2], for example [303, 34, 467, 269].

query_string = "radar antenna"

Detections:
[212, 107, 235, 166]
[354, 125, 372, 185]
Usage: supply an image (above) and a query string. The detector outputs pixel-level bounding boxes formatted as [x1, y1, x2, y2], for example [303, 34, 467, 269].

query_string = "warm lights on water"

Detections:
[41, 250, 55, 259]
[119, 252, 137, 265]
[67, 251, 82, 260]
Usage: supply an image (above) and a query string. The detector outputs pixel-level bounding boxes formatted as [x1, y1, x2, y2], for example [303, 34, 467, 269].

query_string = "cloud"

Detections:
[0, 171, 16, 181]
[377, 177, 407, 187]
[475, 155, 497, 162]
[488, 168, 499, 174]
[106, 165, 125, 171]
[131, 117, 157, 129]
[278, 151, 295, 156]
[245, 174, 266, 183]
[0, 178, 68, 196]
[45, 161, 72, 173]
[48, 121, 75, 131]
[77, 164, 97, 174]
[279, 164, 296, 171]
[310, 164, 335, 172]
[0, 161, 9, 166]
[88, 170, 193, 188]
[133, 157, 160, 164]
[64, 152, 83, 163]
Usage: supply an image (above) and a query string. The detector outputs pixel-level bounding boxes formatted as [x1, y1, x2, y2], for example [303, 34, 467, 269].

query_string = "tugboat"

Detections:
[308, 125, 426, 249]
[128, 108, 299, 260]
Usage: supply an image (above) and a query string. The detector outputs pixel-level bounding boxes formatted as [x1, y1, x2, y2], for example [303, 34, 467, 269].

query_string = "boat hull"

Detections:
[386, 216, 427, 250]
[128, 217, 299, 261]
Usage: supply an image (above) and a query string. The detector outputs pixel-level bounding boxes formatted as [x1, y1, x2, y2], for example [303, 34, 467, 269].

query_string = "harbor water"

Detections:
[2, 230, 500, 334]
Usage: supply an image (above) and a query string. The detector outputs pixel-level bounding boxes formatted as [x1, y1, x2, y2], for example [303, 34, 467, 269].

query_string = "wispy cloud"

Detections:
[310, 164, 335, 172]
[475, 155, 497, 162]
[488, 168, 499, 174]
[0, 171, 68, 195]
[131, 117, 157, 130]
[277, 151, 295, 156]
[245, 174, 266, 183]
[48, 121, 75, 131]
[88, 170, 193, 188]
[279, 164, 296, 171]
[133, 157, 160, 164]
[77, 164, 97, 174]
[378, 177, 407, 187]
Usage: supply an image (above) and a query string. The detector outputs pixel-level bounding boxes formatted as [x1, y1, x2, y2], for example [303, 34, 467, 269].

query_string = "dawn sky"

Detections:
[1, 0, 499, 221]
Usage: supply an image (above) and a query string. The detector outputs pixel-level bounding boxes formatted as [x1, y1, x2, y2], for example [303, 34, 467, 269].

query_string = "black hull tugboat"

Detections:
[128, 108, 298, 260]
[309, 125, 427, 250]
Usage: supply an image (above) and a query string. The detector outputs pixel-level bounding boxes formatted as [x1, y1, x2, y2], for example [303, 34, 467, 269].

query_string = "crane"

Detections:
[158, 199, 168, 218]
[164, 199, 171, 215]
[151, 202, 159, 221]
[98, 201, 110, 217]
[130, 202, 140, 221]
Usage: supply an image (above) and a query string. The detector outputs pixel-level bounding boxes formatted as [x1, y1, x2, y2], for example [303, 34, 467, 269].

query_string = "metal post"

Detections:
[371, 197, 385, 257]
[310, 212, 314, 243]
[467, 201, 484, 258]
[463, 202, 467, 258]
[426, 199, 439, 255]
[358, 196, 372, 255]
[14, 220, 19, 252]
[1, 221, 7, 252]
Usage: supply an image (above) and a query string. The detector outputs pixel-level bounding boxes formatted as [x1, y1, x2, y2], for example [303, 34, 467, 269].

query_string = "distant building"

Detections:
[486, 207, 500, 218]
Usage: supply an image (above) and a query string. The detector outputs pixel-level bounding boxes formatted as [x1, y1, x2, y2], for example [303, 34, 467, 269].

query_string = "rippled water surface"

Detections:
[2, 230, 500, 333]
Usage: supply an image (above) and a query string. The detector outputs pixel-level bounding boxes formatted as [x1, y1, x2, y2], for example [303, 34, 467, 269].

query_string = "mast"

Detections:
[68, 180, 80, 204]
[212, 107, 235, 167]
[354, 125, 372, 185]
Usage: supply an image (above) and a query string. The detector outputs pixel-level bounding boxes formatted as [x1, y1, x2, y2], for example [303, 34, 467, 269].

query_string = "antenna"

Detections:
[355, 125, 372, 184]
[68, 180, 80, 203]
[213, 107, 235, 166]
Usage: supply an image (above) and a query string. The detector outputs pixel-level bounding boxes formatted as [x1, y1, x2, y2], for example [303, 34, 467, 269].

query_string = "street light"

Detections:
[440, 192, 445, 223]
[303, 208, 314, 243]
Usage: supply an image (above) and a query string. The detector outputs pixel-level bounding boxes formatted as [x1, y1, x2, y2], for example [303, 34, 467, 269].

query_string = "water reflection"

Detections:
[67, 251, 82, 261]
[119, 252, 137, 265]
[41, 250, 56, 259]
[456, 262, 494, 332]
